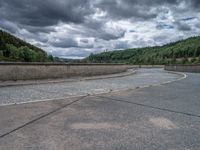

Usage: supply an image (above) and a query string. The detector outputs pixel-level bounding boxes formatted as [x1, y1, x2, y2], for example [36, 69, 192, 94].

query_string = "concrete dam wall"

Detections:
[165, 64, 200, 73]
[0, 63, 134, 81]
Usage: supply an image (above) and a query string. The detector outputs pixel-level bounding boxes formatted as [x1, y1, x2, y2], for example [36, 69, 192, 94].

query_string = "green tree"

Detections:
[6, 44, 20, 59]
[36, 51, 47, 62]
[190, 58, 197, 64]
[0, 29, 51, 62]
[0, 50, 3, 57]
[3, 48, 10, 57]
[171, 56, 176, 64]
[18, 46, 38, 62]
[181, 57, 188, 64]
[48, 55, 54, 62]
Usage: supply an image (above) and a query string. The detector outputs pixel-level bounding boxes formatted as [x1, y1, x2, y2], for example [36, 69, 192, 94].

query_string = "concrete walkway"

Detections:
[0, 69, 199, 150]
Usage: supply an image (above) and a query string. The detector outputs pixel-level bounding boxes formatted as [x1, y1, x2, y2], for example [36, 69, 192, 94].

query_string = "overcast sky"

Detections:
[0, 0, 200, 59]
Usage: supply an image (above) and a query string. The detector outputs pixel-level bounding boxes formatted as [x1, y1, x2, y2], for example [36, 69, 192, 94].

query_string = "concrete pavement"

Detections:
[0, 69, 199, 150]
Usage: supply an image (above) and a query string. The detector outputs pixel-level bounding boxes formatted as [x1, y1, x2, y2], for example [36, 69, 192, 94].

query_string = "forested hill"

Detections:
[0, 30, 53, 62]
[85, 36, 200, 65]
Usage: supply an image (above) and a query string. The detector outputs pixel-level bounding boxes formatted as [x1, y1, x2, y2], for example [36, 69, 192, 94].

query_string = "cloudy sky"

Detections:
[0, 0, 200, 59]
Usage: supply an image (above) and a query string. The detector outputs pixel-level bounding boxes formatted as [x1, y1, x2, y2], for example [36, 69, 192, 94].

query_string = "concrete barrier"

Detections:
[165, 64, 200, 73]
[138, 65, 164, 68]
[0, 63, 135, 81]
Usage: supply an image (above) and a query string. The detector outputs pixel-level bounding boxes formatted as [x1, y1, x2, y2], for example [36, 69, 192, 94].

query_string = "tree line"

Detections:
[84, 36, 200, 65]
[0, 30, 53, 62]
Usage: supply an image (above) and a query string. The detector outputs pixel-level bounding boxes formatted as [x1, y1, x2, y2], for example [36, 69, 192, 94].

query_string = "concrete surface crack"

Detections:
[0, 96, 87, 139]
[96, 95, 200, 118]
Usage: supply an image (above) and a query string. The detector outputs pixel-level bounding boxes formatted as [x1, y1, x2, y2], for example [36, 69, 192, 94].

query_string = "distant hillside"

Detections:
[53, 57, 82, 63]
[0, 30, 53, 62]
[84, 36, 200, 65]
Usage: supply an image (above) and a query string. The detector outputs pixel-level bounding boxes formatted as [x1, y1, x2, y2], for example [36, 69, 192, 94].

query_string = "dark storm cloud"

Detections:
[0, 0, 182, 31]
[114, 41, 130, 49]
[156, 23, 174, 30]
[0, 0, 93, 27]
[0, 0, 198, 33]
[52, 48, 91, 58]
[175, 21, 192, 31]
[95, 0, 180, 20]
[24, 26, 56, 34]
[64, 18, 126, 41]
[98, 30, 126, 41]
[80, 44, 94, 49]
[84, 28, 125, 41]
[50, 37, 94, 49]
[51, 38, 78, 48]
[80, 39, 89, 43]
[177, 23, 192, 31]
[0, 19, 18, 33]
[195, 23, 200, 29]
[189, 0, 200, 9]
[83, 19, 126, 40]
[181, 17, 196, 21]
[153, 35, 169, 43]
[96, 0, 156, 20]
[0, 0, 200, 58]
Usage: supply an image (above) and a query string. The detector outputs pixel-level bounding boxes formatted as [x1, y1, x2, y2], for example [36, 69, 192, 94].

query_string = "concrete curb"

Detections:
[92, 70, 187, 96]
[0, 69, 136, 88]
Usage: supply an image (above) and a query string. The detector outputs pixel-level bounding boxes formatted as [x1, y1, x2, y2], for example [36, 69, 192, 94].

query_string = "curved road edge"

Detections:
[0, 69, 187, 107]
[94, 69, 187, 95]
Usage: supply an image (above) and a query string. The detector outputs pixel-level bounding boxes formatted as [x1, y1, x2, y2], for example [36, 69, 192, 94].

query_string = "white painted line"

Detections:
[94, 70, 187, 95]
[161, 71, 187, 85]
[0, 94, 89, 107]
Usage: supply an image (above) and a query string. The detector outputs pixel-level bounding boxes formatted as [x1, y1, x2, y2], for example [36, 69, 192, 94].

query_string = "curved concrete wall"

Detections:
[0, 63, 134, 81]
[165, 65, 200, 73]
